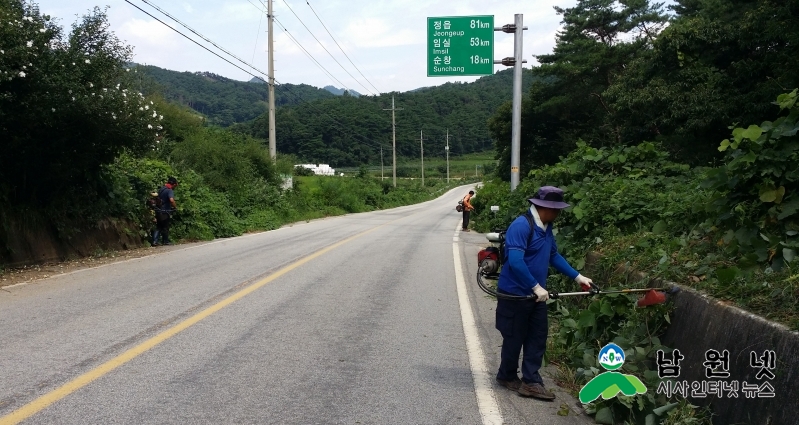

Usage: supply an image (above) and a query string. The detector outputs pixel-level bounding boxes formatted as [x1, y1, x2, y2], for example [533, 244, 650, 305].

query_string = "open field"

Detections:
[337, 151, 497, 180]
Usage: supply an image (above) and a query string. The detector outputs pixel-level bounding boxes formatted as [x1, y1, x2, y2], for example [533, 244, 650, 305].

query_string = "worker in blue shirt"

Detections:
[495, 186, 598, 400]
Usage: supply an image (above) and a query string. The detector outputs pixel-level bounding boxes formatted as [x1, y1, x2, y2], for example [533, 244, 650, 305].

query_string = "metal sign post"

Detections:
[427, 14, 526, 191]
[499, 14, 527, 191]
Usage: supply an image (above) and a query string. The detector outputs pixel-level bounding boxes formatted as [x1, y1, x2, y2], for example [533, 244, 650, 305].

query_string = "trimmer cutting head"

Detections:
[637, 289, 666, 307]
[636, 285, 680, 307]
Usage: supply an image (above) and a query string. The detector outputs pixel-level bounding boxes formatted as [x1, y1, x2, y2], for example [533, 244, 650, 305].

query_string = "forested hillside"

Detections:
[139, 65, 335, 126]
[488, 0, 799, 177]
[142, 63, 533, 167]
[235, 68, 535, 167]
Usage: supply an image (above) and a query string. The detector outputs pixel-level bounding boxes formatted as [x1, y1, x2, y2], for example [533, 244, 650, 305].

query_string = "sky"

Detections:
[34, 0, 582, 94]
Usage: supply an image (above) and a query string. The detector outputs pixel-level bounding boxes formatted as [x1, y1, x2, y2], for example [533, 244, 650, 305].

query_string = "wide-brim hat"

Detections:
[527, 186, 570, 209]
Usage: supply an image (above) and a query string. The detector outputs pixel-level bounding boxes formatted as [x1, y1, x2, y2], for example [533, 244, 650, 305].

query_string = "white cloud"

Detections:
[36, 0, 582, 92]
[342, 18, 422, 48]
[118, 18, 181, 50]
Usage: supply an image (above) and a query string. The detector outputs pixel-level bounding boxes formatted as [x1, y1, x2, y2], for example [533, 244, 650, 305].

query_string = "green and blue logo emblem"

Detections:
[579, 343, 647, 404]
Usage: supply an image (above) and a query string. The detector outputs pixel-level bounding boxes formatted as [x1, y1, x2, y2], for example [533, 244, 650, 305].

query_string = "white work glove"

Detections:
[575, 274, 599, 294]
[532, 284, 549, 302]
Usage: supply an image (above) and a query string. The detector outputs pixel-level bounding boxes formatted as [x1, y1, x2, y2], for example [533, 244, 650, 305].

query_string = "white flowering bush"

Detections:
[0, 1, 160, 204]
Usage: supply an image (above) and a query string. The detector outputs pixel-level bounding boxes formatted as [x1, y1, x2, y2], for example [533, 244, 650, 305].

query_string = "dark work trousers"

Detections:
[462, 210, 471, 230]
[155, 211, 171, 244]
[495, 290, 548, 384]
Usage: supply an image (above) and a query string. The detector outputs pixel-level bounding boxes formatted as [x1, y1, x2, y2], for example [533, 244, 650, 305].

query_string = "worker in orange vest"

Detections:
[462, 190, 475, 231]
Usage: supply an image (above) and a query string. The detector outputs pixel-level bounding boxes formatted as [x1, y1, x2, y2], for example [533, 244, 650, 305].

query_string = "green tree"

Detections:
[0, 1, 160, 205]
[490, 0, 668, 179]
[607, 0, 799, 163]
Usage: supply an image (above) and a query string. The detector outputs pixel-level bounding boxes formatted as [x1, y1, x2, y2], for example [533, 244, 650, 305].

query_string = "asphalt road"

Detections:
[0, 185, 592, 425]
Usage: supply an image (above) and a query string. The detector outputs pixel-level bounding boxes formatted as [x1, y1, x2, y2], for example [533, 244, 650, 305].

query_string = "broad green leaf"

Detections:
[612, 336, 630, 347]
[578, 310, 596, 328]
[777, 89, 798, 109]
[595, 407, 614, 424]
[759, 185, 784, 203]
[732, 127, 745, 143]
[741, 124, 763, 141]
[572, 205, 584, 220]
[740, 151, 757, 163]
[645, 413, 657, 425]
[652, 220, 667, 234]
[653, 402, 680, 416]
[778, 198, 799, 220]
[784, 248, 796, 263]
[600, 301, 614, 317]
[608, 154, 618, 164]
[719, 139, 731, 152]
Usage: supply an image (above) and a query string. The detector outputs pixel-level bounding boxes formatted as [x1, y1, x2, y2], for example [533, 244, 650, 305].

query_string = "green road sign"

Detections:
[427, 16, 494, 77]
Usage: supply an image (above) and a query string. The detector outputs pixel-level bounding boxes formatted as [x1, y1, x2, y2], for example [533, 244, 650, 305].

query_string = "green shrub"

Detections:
[703, 90, 799, 271]
[472, 141, 708, 264]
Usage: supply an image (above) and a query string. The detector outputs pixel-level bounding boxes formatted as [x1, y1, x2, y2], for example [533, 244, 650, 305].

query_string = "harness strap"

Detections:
[503, 211, 537, 263]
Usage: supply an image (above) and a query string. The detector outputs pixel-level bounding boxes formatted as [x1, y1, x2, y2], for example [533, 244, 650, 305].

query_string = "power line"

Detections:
[137, 0, 269, 79]
[273, 17, 353, 93]
[304, 0, 382, 94]
[277, 0, 377, 96]
[244, 0, 355, 95]
[125, 0, 389, 153]
[122, 0, 265, 81]
[251, 6, 264, 65]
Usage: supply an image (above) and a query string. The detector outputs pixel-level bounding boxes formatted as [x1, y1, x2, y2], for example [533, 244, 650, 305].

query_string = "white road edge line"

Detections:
[453, 223, 503, 424]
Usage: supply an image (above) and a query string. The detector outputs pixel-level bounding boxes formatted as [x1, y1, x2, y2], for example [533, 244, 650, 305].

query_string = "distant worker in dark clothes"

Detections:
[494, 186, 598, 400]
[153, 177, 178, 246]
[462, 190, 475, 231]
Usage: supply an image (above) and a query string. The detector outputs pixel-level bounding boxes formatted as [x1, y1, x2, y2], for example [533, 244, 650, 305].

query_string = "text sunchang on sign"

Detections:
[427, 16, 494, 77]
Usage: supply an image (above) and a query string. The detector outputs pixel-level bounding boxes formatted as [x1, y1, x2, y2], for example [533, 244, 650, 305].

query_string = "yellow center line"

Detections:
[0, 222, 391, 425]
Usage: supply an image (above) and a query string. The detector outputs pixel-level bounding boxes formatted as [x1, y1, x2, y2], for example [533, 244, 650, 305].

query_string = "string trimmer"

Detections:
[476, 266, 679, 307]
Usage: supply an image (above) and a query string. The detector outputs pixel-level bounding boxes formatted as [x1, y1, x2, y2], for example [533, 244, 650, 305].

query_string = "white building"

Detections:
[295, 164, 336, 176]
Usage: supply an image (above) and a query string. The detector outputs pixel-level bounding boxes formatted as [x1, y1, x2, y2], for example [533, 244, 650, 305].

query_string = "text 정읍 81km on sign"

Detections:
[427, 16, 494, 77]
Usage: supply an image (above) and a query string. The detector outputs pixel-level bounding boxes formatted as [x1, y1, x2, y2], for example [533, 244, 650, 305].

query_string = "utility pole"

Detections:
[380, 146, 384, 180]
[267, 0, 276, 160]
[420, 129, 425, 186]
[383, 96, 402, 187]
[445, 129, 450, 183]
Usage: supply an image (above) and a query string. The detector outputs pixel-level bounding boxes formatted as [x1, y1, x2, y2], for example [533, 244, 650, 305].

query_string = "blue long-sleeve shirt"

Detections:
[497, 209, 579, 296]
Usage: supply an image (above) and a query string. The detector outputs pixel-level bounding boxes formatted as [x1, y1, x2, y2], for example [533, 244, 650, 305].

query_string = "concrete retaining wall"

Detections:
[662, 286, 799, 425]
[585, 252, 798, 425]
